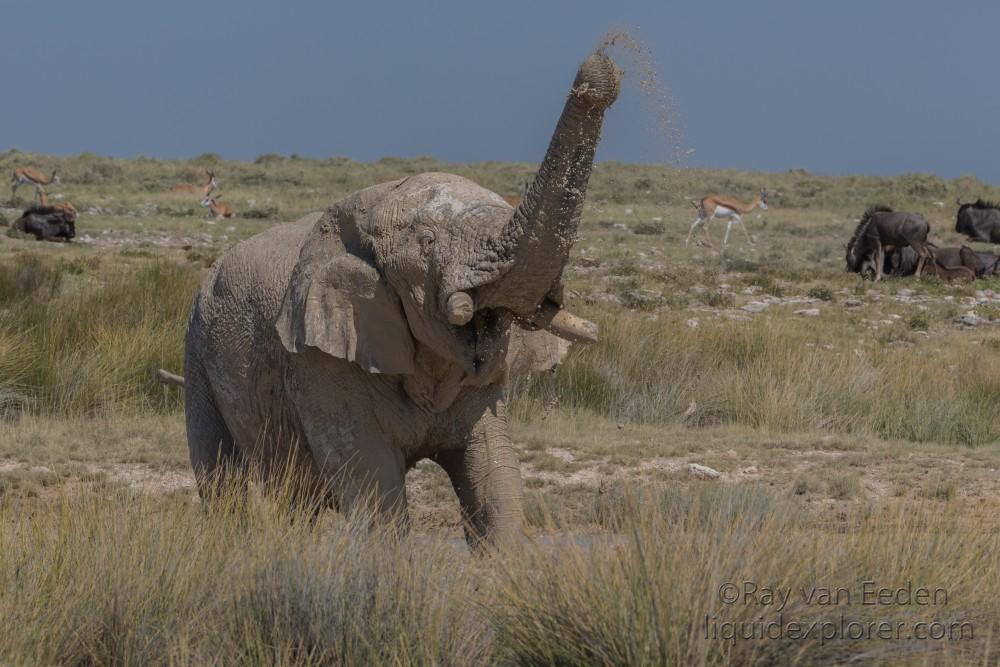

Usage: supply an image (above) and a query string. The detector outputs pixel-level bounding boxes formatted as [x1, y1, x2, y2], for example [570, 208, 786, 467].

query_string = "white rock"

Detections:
[689, 463, 721, 480]
[794, 308, 820, 317]
[956, 312, 984, 327]
[685, 319, 699, 329]
[743, 301, 769, 313]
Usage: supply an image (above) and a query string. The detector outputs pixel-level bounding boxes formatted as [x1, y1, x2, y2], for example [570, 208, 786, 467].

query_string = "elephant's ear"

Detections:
[276, 254, 415, 374]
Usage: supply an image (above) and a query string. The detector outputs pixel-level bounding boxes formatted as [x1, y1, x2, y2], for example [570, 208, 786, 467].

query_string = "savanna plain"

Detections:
[1, 151, 999, 665]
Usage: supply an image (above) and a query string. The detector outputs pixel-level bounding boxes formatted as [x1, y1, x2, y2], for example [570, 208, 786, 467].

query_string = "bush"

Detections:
[908, 313, 930, 331]
[631, 219, 665, 235]
[241, 206, 280, 220]
[807, 285, 834, 301]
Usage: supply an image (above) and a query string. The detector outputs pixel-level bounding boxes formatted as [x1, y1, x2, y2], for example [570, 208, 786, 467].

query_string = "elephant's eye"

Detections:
[418, 229, 435, 254]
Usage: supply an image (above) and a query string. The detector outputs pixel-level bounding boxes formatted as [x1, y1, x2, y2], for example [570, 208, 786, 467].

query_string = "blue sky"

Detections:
[4, 1, 999, 181]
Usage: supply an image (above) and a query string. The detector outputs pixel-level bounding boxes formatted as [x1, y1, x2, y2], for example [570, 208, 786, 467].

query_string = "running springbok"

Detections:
[685, 188, 768, 247]
[200, 193, 233, 220]
[10, 167, 60, 202]
[173, 170, 217, 196]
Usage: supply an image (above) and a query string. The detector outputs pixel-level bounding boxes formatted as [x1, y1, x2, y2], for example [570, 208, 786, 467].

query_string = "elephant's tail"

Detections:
[156, 368, 185, 387]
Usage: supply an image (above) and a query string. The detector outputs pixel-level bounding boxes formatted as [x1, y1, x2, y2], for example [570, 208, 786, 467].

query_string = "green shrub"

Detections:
[807, 285, 834, 301]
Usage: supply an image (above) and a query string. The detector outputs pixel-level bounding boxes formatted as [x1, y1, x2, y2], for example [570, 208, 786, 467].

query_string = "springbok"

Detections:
[173, 170, 217, 196]
[35, 188, 78, 217]
[201, 193, 233, 220]
[685, 188, 767, 246]
[10, 167, 60, 202]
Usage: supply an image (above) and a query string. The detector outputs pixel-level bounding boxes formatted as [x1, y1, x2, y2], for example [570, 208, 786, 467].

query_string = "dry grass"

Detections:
[511, 308, 1000, 446]
[494, 485, 999, 666]
[0, 481, 995, 665]
[0, 254, 199, 417]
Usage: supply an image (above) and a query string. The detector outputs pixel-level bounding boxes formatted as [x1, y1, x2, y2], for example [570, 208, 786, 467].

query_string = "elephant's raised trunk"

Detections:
[475, 53, 622, 316]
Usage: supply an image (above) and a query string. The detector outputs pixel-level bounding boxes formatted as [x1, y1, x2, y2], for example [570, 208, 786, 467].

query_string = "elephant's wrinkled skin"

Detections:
[184, 54, 621, 547]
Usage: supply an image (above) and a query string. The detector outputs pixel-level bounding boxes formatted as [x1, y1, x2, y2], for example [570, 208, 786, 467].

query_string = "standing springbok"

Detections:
[200, 193, 233, 220]
[173, 170, 217, 196]
[10, 167, 60, 202]
[685, 188, 768, 247]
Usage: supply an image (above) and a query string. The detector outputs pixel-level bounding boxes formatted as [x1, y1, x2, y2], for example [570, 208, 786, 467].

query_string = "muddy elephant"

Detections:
[183, 54, 621, 547]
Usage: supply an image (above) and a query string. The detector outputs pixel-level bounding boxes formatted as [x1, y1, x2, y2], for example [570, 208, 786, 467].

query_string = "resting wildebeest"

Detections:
[976, 251, 1000, 276]
[956, 199, 1000, 243]
[889, 244, 978, 281]
[846, 205, 932, 281]
[13, 204, 77, 242]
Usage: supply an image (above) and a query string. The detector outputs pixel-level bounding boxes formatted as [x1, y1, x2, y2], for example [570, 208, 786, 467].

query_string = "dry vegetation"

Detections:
[1, 149, 999, 664]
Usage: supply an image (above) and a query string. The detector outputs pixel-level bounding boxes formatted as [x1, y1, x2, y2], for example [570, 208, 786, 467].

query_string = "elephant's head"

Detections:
[277, 54, 621, 405]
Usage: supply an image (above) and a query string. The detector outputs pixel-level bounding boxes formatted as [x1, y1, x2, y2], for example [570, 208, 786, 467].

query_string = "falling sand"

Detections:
[596, 29, 688, 166]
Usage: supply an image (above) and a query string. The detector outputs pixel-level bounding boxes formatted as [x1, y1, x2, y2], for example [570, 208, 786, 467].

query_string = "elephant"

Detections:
[183, 53, 622, 547]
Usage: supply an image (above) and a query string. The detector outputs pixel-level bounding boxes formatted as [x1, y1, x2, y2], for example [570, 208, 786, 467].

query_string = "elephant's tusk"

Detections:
[446, 292, 475, 326]
[546, 309, 599, 344]
[156, 368, 185, 387]
[530, 300, 598, 344]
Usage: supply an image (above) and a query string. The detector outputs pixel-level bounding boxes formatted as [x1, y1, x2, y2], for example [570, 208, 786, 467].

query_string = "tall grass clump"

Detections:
[0, 254, 200, 417]
[510, 307, 1000, 445]
[0, 481, 488, 666]
[493, 485, 999, 666]
[0, 478, 995, 665]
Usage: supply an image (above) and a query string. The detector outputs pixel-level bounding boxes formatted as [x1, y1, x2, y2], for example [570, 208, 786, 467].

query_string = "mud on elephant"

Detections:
[183, 54, 622, 547]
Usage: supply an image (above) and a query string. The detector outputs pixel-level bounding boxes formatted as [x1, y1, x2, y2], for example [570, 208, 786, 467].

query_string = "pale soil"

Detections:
[3, 414, 996, 530]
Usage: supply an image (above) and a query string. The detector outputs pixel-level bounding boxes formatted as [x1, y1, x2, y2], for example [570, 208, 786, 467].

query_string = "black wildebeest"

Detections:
[956, 198, 1000, 243]
[846, 206, 932, 281]
[13, 204, 77, 242]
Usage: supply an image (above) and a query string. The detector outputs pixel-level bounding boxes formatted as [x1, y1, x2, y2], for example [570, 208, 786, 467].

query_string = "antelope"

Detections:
[201, 193, 233, 220]
[685, 188, 768, 247]
[35, 187, 78, 217]
[173, 170, 217, 196]
[10, 167, 60, 202]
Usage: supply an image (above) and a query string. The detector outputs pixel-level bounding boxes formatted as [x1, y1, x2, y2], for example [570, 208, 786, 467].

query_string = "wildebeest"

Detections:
[956, 199, 1000, 243]
[887, 244, 980, 281]
[976, 251, 1000, 276]
[13, 205, 77, 242]
[846, 205, 932, 281]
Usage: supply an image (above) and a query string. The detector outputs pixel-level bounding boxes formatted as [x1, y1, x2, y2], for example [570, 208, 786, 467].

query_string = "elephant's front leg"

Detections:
[435, 395, 525, 549]
[287, 358, 410, 528]
[334, 440, 409, 529]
